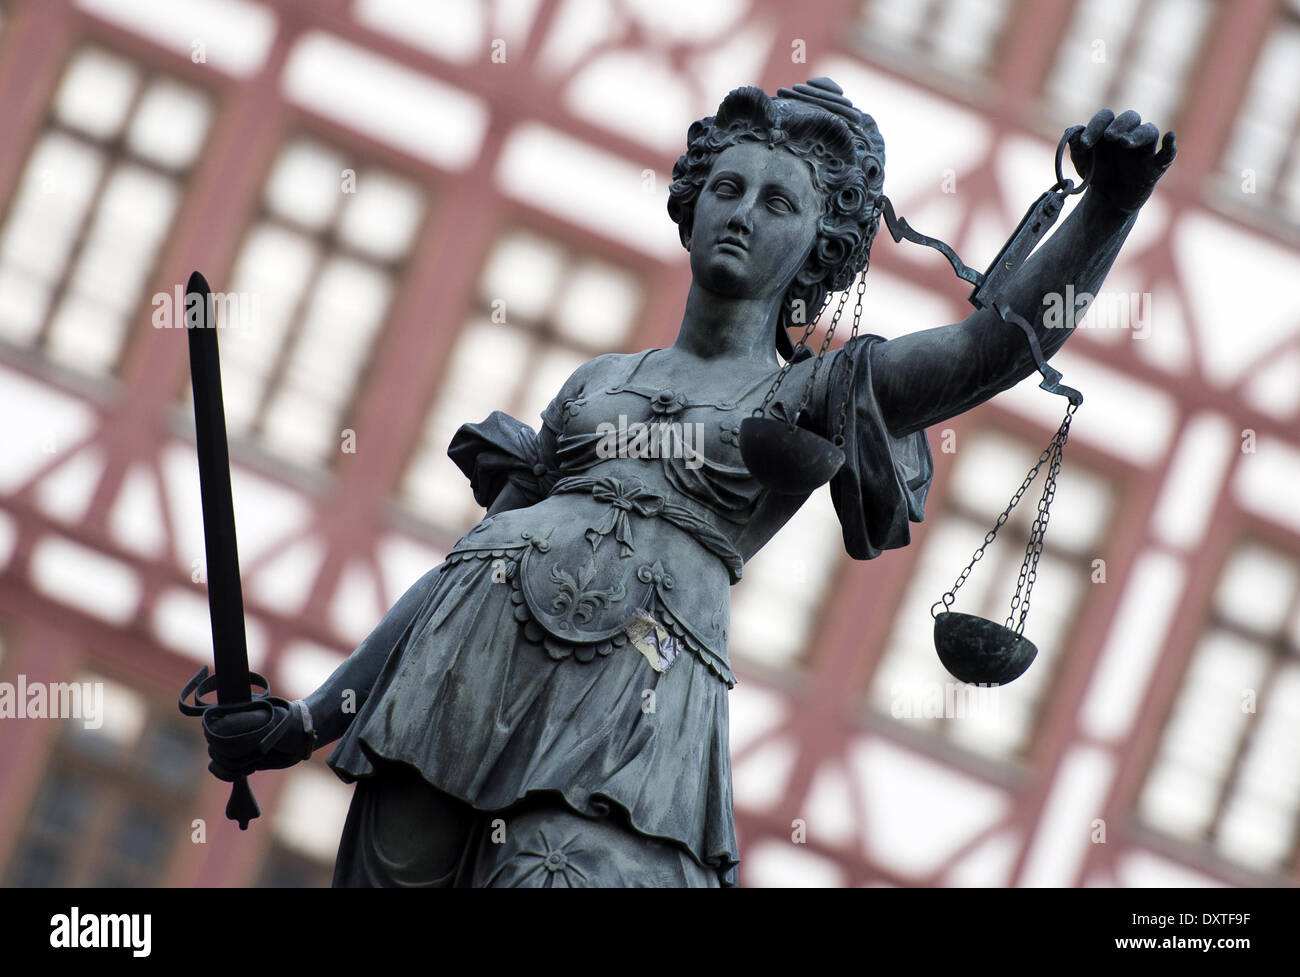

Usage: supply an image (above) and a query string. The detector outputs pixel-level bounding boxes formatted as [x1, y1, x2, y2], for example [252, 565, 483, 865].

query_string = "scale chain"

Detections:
[1008, 409, 1071, 632]
[757, 290, 836, 419]
[791, 285, 851, 421]
[931, 403, 1077, 623]
[831, 271, 869, 445]
[756, 263, 871, 438]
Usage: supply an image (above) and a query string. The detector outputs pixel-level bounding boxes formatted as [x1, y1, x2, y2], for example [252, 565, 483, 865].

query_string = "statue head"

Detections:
[668, 78, 886, 360]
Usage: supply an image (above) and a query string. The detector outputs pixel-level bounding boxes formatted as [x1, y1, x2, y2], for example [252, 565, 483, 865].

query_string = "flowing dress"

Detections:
[324, 335, 934, 886]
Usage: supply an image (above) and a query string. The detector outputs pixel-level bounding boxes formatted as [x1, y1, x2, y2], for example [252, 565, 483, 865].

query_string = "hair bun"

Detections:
[776, 77, 866, 128]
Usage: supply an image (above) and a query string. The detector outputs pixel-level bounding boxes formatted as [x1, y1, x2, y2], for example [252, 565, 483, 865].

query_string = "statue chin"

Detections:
[690, 256, 747, 295]
[690, 254, 781, 302]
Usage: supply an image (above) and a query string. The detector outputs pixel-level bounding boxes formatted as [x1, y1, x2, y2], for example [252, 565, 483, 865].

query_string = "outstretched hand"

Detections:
[1067, 109, 1176, 214]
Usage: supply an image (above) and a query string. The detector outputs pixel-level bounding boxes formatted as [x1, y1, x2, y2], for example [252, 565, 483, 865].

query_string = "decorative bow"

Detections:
[580, 476, 666, 557]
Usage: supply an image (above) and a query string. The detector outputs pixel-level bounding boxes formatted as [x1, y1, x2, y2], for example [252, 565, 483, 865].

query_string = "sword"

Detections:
[176, 270, 262, 830]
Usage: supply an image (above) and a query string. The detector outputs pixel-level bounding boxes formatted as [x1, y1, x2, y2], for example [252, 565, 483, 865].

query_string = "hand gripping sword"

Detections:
[176, 271, 285, 829]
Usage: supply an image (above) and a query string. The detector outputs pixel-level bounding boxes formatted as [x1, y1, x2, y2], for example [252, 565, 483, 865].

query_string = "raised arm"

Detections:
[871, 109, 1176, 439]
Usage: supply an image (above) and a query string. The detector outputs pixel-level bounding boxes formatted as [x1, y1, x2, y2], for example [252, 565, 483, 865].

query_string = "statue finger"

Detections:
[208, 757, 247, 783]
[209, 742, 259, 770]
[1155, 130, 1178, 169]
[1104, 110, 1143, 139]
[1121, 121, 1160, 150]
[1079, 109, 1114, 149]
[1066, 125, 1091, 172]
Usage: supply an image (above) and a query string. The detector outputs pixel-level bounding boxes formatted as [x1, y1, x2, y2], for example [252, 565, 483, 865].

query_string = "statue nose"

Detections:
[726, 210, 752, 235]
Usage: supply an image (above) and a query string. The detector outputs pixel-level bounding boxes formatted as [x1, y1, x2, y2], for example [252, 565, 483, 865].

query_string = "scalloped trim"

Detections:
[444, 545, 735, 685]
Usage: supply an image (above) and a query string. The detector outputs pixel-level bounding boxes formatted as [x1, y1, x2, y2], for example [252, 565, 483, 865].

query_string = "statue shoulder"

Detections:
[559, 351, 632, 394]
[551, 350, 653, 404]
[540, 351, 635, 433]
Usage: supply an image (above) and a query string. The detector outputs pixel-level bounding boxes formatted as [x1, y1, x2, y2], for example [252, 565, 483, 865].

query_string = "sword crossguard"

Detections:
[178, 664, 272, 713]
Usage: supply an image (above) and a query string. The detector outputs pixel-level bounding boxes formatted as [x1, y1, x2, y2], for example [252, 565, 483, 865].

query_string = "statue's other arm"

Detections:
[870, 110, 1176, 439]
[302, 565, 441, 748]
[198, 563, 441, 780]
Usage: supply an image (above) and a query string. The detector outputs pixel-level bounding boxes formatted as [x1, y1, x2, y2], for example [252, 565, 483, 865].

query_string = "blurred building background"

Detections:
[0, 0, 1297, 888]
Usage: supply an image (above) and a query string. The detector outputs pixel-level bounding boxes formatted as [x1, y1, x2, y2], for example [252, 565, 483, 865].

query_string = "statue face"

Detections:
[689, 141, 822, 300]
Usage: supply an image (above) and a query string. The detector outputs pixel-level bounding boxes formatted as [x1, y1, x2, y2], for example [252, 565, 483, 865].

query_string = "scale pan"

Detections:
[933, 611, 1038, 686]
[739, 417, 845, 495]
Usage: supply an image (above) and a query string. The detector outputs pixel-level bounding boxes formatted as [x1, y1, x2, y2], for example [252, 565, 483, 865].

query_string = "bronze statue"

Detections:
[192, 78, 1175, 887]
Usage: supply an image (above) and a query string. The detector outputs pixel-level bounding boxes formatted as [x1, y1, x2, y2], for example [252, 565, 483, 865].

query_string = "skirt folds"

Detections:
[328, 553, 740, 886]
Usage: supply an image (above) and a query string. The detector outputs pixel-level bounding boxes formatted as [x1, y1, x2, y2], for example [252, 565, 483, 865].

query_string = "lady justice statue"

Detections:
[194, 78, 1175, 887]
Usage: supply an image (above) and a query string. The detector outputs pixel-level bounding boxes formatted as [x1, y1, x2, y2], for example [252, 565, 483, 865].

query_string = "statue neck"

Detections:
[672, 282, 780, 363]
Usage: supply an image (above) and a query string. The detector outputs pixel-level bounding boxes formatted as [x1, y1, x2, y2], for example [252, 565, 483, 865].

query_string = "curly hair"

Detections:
[667, 80, 886, 361]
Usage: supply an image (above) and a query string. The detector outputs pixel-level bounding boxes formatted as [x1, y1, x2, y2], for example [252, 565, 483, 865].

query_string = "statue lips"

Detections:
[714, 235, 748, 255]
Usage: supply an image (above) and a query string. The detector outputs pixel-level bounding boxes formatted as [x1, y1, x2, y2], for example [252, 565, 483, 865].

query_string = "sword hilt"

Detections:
[180, 665, 285, 829]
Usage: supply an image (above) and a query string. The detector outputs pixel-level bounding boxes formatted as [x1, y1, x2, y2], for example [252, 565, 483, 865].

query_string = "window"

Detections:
[257, 841, 335, 888]
[401, 227, 643, 535]
[854, 0, 1014, 83]
[869, 428, 1114, 761]
[729, 488, 845, 671]
[1042, 0, 1213, 129]
[0, 46, 213, 376]
[2, 674, 203, 887]
[257, 765, 351, 887]
[1138, 540, 1300, 875]
[1219, 4, 1300, 227]
[212, 137, 427, 468]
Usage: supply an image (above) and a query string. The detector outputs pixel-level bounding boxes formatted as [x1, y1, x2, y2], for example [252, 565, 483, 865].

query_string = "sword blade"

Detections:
[185, 270, 250, 706]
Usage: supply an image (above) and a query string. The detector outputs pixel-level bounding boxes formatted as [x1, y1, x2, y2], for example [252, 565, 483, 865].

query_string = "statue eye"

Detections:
[768, 194, 795, 214]
[712, 178, 739, 196]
